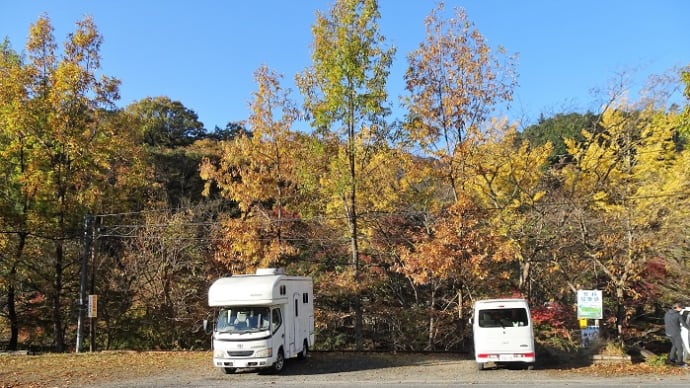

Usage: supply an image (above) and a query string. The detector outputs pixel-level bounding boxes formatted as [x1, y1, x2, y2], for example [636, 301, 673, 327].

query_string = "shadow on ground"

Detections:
[271, 351, 469, 376]
[262, 350, 617, 376]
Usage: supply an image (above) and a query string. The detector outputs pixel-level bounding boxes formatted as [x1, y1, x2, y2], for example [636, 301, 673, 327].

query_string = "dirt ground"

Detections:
[2, 351, 689, 388]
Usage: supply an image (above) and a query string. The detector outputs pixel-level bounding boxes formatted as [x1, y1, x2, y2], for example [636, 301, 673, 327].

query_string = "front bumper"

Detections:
[213, 357, 273, 369]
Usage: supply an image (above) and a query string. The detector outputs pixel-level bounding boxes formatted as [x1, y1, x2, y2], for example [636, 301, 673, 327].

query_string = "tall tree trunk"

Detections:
[53, 241, 65, 352]
[348, 97, 363, 351]
[350, 169, 363, 351]
[8, 271, 18, 351]
[427, 284, 436, 350]
[8, 233, 28, 351]
[519, 261, 531, 293]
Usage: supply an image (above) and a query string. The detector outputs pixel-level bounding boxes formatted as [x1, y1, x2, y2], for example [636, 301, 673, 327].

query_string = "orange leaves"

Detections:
[394, 199, 495, 286]
[404, 3, 518, 157]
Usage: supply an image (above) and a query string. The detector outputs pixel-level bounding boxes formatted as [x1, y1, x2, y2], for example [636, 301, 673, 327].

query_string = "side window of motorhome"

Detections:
[303, 292, 309, 304]
[478, 308, 528, 328]
[272, 308, 282, 334]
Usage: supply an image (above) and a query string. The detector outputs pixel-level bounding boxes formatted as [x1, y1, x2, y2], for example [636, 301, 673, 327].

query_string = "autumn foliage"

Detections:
[2, 1, 690, 358]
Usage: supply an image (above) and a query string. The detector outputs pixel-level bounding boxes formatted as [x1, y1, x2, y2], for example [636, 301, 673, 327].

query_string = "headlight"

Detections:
[214, 349, 225, 358]
[254, 347, 273, 358]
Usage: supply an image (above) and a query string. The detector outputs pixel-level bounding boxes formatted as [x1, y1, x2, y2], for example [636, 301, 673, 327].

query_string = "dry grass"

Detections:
[0, 351, 210, 388]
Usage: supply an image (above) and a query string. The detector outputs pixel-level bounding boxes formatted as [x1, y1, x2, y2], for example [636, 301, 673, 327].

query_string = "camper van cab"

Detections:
[206, 268, 314, 374]
[472, 298, 535, 370]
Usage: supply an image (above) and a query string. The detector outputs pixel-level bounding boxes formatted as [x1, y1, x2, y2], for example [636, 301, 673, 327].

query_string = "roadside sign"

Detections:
[88, 294, 98, 318]
[577, 290, 602, 319]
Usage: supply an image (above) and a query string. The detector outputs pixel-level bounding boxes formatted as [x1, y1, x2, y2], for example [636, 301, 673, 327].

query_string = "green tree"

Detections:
[296, 0, 395, 350]
[520, 112, 599, 165]
[126, 96, 207, 207]
[0, 15, 146, 351]
[128, 96, 205, 148]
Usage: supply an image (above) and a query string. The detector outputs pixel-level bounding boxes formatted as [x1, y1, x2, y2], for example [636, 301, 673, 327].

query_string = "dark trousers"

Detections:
[669, 334, 684, 362]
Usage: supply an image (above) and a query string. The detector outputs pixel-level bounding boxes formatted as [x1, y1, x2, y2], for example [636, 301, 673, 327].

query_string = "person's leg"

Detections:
[671, 335, 685, 364]
[670, 336, 679, 362]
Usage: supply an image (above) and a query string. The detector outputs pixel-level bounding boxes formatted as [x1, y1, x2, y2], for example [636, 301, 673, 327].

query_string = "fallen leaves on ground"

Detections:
[0, 351, 210, 388]
[551, 361, 689, 377]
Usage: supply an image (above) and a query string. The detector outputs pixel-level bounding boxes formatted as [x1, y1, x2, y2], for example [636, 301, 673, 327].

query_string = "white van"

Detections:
[471, 298, 535, 370]
[204, 268, 314, 374]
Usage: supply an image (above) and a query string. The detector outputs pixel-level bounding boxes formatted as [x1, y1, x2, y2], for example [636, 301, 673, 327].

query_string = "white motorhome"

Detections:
[205, 268, 314, 374]
[471, 298, 535, 370]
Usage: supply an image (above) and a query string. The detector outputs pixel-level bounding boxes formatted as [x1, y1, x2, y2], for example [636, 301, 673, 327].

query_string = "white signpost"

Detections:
[577, 290, 602, 347]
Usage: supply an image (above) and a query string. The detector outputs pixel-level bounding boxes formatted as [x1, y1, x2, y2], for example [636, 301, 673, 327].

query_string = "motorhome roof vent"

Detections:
[256, 268, 285, 275]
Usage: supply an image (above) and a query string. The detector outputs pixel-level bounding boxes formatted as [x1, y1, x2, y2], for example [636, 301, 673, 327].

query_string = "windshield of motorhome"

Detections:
[216, 307, 270, 333]
[477, 308, 528, 328]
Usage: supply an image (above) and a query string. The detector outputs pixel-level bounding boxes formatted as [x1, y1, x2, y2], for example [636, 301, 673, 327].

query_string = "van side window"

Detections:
[272, 308, 282, 333]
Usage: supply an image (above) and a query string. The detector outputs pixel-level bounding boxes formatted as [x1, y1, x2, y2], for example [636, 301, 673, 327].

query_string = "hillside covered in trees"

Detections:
[2, 0, 690, 354]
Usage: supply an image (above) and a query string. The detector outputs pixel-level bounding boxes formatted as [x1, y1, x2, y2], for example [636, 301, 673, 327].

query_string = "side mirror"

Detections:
[203, 319, 212, 334]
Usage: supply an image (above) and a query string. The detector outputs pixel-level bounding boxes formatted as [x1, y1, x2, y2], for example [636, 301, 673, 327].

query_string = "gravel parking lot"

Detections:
[4, 350, 690, 387]
[76, 352, 690, 388]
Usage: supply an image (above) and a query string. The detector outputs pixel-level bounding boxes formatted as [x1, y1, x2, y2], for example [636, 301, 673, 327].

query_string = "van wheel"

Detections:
[270, 348, 285, 374]
[221, 367, 236, 374]
[477, 362, 485, 371]
[297, 340, 308, 360]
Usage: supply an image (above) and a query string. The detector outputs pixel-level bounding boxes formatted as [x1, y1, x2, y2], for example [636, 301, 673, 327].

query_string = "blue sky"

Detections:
[1, 1, 689, 130]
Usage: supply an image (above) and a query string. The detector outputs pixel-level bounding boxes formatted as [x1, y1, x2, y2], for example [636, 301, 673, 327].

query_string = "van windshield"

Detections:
[216, 307, 271, 333]
[478, 308, 528, 328]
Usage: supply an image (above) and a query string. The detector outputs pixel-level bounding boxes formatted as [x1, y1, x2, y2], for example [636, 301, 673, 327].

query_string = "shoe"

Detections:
[676, 362, 687, 367]
[667, 359, 677, 365]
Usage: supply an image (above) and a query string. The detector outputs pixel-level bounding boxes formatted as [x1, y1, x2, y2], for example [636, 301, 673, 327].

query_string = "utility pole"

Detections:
[76, 214, 93, 353]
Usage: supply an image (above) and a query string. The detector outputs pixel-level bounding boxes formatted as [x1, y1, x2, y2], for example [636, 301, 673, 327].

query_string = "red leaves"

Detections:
[531, 301, 577, 341]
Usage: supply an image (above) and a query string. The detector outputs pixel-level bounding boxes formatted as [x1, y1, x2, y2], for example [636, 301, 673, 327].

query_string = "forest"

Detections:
[1, 0, 690, 355]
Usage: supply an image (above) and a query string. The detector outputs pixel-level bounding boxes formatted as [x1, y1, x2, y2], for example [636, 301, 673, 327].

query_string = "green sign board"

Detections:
[577, 290, 602, 319]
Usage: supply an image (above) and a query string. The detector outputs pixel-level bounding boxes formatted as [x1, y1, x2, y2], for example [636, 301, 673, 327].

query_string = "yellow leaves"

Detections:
[213, 217, 279, 273]
[562, 102, 688, 223]
[201, 68, 313, 272]
[590, 192, 624, 215]
[532, 190, 545, 202]
[471, 124, 551, 212]
[554, 99, 690, 314]
[0, 14, 144, 225]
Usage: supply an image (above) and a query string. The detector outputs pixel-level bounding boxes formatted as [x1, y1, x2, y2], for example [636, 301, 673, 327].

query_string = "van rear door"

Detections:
[473, 300, 535, 369]
[476, 307, 530, 352]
